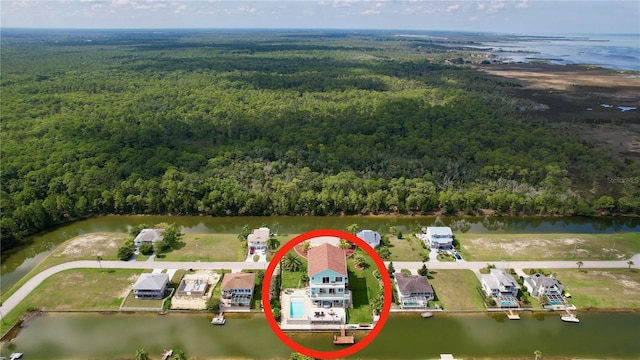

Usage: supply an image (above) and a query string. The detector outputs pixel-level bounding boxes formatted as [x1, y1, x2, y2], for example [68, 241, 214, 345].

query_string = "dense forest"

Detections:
[2, 29, 639, 250]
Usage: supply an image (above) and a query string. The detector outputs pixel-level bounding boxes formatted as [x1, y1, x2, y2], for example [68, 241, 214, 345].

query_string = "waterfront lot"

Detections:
[549, 268, 640, 309]
[3, 268, 140, 327]
[158, 233, 245, 262]
[387, 235, 427, 262]
[428, 270, 485, 311]
[457, 232, 640, 261]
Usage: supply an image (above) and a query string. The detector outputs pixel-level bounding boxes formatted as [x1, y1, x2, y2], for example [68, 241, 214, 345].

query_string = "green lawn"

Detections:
[388, 234, 428, 261]
[457, 232, 640, 261]
[546, 268, 640, 309]
[3, 268, 141, 332]
[346, 249, 381, 324]
[159, 233, 245, 262]
[428, 270, 485, 310]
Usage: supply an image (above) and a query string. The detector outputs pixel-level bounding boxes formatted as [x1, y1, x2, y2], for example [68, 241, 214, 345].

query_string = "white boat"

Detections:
[561, 314, 580, 323]
[211, 313, 226, 325]
[10, 353, 23, 360]
[421, 312, 433, 318]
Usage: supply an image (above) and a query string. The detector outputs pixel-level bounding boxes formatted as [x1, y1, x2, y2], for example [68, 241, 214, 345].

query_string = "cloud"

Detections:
[444, 4, 460, 13]
[516, 0, 531, 9]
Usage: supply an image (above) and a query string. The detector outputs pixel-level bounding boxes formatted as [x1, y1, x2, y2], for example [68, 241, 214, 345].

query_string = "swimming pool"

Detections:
[403, 302, 421, 307]
[289, 297, 305, 318]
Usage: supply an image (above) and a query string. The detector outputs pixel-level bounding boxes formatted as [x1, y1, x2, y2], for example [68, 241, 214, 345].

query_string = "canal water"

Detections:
[3, 215, 639, 292]
[2, 312, 639, 359]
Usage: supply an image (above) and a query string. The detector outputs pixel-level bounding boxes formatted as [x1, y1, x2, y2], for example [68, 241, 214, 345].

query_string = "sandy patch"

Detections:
[468, 237, 588, 258]
[171, 270, 221, 310]
[56, 234, 121, 257]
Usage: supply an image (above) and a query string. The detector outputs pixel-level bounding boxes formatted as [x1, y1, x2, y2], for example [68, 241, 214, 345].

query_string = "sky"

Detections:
[1, 0, 639, 34]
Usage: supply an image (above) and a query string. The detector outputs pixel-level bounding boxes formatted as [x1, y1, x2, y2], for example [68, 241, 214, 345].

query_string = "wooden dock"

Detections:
[507, 310, 520, 320]
[333, 327, 355, 345]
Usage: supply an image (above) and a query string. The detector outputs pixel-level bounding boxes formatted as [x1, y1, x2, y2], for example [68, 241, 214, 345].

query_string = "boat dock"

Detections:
[507, 310, 520, 320]
[333, 327, 355, 345]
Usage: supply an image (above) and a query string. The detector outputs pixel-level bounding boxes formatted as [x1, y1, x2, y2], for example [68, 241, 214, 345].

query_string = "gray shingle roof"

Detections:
[393, 273, 433, 295]
[133, 273, 169, 291]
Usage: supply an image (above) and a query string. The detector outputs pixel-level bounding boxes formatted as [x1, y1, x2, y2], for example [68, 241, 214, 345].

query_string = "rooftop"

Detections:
[134, 228, 164, 243]
[308, 243, 347, 277]
[133, 273, 169, 291]
[394, 272, 433, 295]
[221, 272, 256, 290]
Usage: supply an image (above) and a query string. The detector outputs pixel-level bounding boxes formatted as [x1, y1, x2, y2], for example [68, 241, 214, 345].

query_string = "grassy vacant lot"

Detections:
[3, 268, 141, 329]
[387, 235, 428, 262]
[346, 249, 380, 324]
[457, 232, 640, 261]
[549, 268, 640, 309]
[159, 233, 245, 262]
[428, 270, 485, 311]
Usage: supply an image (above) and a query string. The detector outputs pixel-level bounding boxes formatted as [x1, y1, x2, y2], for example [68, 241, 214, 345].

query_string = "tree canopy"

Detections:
[2, 30, 638, 250]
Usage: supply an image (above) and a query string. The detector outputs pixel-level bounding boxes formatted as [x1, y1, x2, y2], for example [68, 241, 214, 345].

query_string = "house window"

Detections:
[335, 277, 342, 282]
[322, 277, 330, 284]
[329, 288, 336, 294]
[319, 288, 327, 294]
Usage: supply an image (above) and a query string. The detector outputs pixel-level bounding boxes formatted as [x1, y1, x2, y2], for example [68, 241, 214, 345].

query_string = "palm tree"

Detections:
[96, 255, 103, 272]
[534, 350, 542, 360]
[338, 239, 351, 249]
[628, 260, 635, 271]
[282, 253, 303, 272]
[172, 349, 186, 360]
[576, 260, 584, 270]
[346, 223, 359, 235]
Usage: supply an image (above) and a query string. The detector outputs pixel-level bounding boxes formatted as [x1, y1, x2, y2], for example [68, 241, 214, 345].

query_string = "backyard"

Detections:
[345, 249, 381, 324]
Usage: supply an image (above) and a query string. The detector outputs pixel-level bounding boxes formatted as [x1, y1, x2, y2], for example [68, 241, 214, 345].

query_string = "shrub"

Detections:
[253, 254, 260, 262]
[207, 296, 221, 312]
[397, 231, 403, 239]
[377, 246, 391, 260]
[139, 243, 154, 255]
[118, 245, 134, 261]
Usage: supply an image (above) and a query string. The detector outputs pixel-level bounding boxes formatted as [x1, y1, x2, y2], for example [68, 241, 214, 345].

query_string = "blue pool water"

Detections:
[290, 297, 305, 318]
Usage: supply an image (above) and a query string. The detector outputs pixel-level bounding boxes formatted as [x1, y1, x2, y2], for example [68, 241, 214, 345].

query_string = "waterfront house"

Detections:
[424, 227, 454, 250]
[308, 243, 352, 308]
[393, 272, 434, 308]
[247, 227, 270, 254]
[220, 272, 255, 307]
[356, 230, 381, 248]
[481, 269, 519, 307]
[524, 273, 565, 305]
[132, 273, 169, 299]
[133, 228, 164, 248]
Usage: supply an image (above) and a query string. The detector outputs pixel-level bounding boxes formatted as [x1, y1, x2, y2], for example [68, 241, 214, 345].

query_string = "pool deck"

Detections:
[280, 288, 347, 330]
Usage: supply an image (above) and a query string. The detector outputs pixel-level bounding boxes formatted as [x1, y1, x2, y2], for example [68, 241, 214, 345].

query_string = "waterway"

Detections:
[3, 215, 639, 292]
[1, 312, 639, 359]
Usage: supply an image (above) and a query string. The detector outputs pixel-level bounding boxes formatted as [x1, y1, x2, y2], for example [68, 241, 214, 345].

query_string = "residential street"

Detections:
[1, 255, 638, 318]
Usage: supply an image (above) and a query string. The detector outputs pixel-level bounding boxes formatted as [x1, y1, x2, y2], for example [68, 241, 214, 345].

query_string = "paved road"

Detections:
[387, 253, 640, 273]
[1, 255, 638, 318]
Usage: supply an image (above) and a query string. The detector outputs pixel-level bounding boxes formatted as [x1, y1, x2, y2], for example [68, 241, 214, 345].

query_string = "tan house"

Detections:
[221, 272, 256, 307]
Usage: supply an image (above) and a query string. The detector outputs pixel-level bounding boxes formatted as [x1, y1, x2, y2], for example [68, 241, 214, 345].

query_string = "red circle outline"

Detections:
[261, 229, 392, 359]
